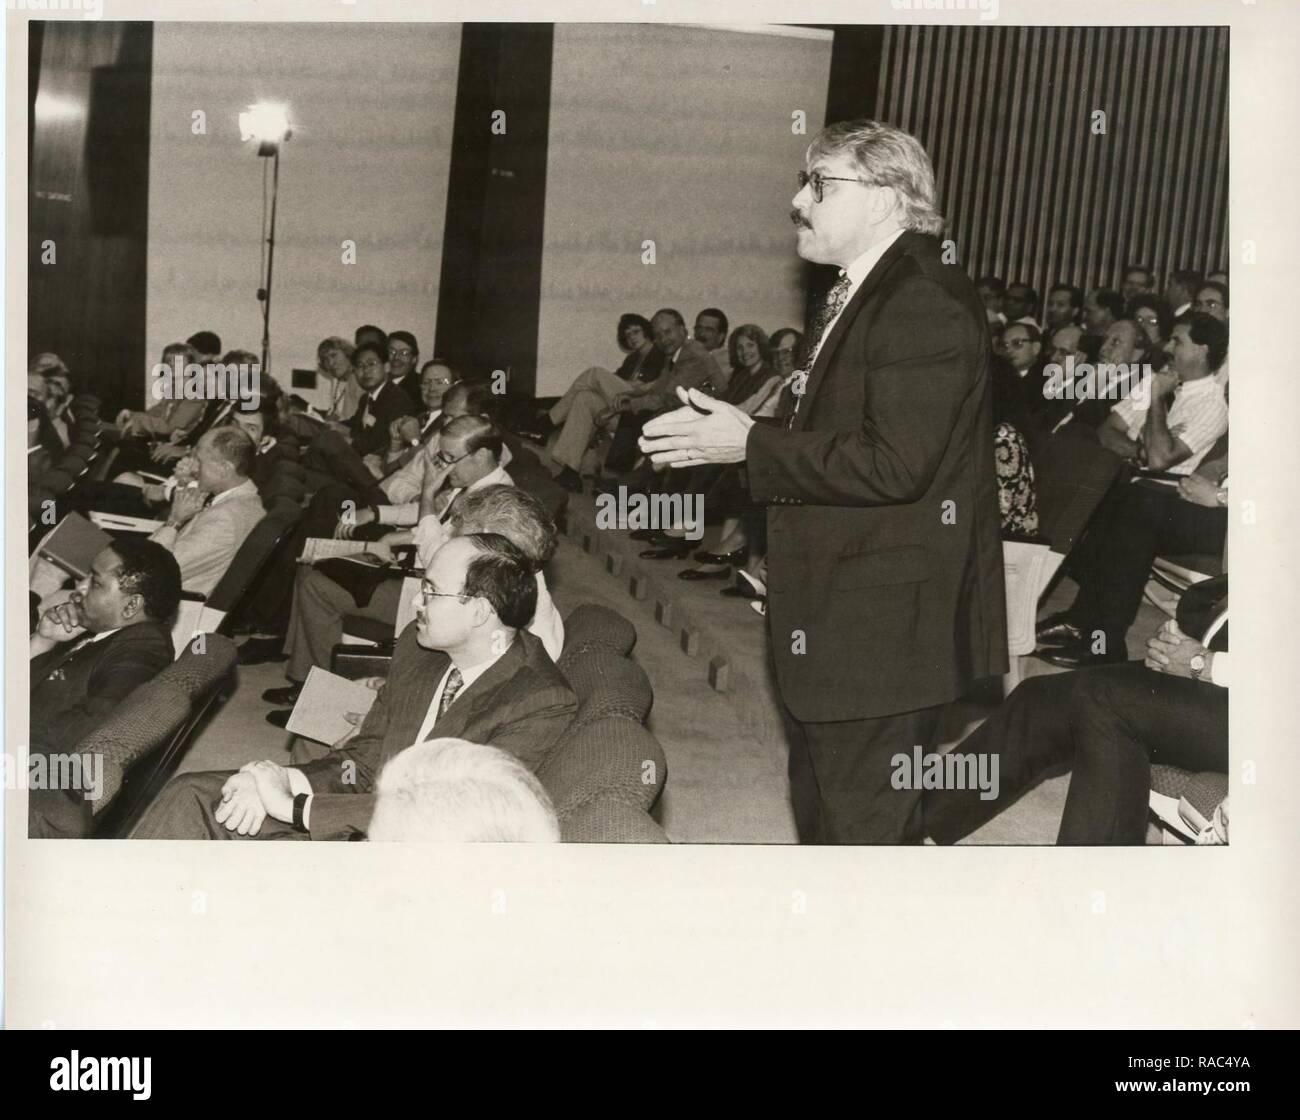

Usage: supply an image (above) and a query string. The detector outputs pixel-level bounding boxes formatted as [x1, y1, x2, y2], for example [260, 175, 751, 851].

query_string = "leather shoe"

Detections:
[678, 567, 731, 581]
[629, 528, 665, 542]
[1035, 640, 1126, 669]
[1035, 620, 1082, 646]
[262, 684, 303, 706]
[265, 709, 292, 729]
[640, 539, 692, 560]
[693, 547, 745, 565]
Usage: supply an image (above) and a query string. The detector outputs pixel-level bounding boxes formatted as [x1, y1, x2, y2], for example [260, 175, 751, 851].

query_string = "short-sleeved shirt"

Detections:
[1110, 373, 1228, 475]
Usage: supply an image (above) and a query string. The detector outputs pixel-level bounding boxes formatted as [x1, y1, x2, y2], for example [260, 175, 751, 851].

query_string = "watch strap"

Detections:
[292, 792, 309, 833]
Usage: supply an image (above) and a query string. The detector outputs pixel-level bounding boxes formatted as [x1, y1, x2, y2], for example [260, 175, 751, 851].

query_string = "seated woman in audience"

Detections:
[317, 335, 360, 423]
[612, 313, 661, 382]
[989, 360, 1039, 536]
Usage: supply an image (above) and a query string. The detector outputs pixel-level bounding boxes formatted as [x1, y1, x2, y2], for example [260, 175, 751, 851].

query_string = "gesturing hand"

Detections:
[215, 771, 268, 835]
[639, 387, 754, 468]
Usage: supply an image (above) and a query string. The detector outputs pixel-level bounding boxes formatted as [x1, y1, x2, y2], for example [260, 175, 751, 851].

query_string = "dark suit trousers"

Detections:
[922, 664, 1228, 845]
[786, 705, 941, 844]
[131, 770, 308, 840]
[301, 430, 390, 500]
[1069, 480, 1227, 652]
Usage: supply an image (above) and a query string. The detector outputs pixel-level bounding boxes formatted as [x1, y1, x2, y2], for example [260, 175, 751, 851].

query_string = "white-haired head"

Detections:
[807, 119, 945, 237]
[368, 738, 560, 842]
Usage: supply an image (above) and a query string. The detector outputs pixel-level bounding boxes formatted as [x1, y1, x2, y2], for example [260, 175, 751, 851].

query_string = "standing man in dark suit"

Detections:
[132, 533, 577, 841]
[642, 120, 1007, 843]
[28, 539, 180, 837]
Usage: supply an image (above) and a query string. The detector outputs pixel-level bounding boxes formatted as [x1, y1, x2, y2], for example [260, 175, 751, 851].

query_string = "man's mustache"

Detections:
[791, 210, 811, 228]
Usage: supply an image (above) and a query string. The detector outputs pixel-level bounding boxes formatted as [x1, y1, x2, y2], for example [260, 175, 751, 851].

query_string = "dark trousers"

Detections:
[1068, 479, 1227, 652]
[922, 664, 1228, 845]
[301, 429, 389, 501]
[786, 705, 941, 844]
[131, 770, 307, 840]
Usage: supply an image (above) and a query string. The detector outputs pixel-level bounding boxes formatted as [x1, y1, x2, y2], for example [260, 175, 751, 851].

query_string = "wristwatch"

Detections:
[292, 792, 309, 833]
[1190, 652, 1208, 682]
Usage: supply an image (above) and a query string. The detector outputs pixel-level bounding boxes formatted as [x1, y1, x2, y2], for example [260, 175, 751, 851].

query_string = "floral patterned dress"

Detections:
[994, 420, 1039, 535]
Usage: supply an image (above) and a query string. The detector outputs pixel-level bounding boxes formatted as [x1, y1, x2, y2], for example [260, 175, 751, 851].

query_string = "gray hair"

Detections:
[807, 119, 945, 236]
[368, 738, 560, 842]
[450, 484, 557, 569]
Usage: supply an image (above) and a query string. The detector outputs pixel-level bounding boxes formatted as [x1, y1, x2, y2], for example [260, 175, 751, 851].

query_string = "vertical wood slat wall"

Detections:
[874, 25, 1228, 304]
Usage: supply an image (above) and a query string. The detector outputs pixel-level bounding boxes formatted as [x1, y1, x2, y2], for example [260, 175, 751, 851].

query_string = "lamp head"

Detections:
[240, 102, 292, 156]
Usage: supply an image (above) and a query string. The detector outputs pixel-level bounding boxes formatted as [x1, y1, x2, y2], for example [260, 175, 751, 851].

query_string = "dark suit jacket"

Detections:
[634, 339, 719, 412]
[747, 231, 1008, 722]
[347, 379, 415, 458]
[30, 620, 175, 754]
[296, 626, 577, 839]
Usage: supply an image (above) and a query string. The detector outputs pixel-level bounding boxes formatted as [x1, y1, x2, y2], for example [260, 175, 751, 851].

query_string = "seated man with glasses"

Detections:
[133, 532, 578, 841]
[383, 330, 423, 412]
[259, 417, 521, 716]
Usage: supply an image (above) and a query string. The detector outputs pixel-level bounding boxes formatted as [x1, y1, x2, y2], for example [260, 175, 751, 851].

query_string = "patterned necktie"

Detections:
[436, 667, 463, 722]
[787, 274, 853, 429]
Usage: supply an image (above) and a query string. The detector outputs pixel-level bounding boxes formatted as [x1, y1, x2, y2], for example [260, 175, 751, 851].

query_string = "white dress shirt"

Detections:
[1110, 374, 1228, 475]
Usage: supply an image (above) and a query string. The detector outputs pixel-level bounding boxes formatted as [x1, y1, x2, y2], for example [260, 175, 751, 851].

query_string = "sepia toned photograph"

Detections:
[21, 14, 1230, 847]
[6, 0, 1294, 1033]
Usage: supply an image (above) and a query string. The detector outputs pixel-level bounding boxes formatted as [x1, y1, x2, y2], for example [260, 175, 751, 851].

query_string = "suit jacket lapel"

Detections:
[426, 637, 528, 742]
[792, 232, 920, 432]
[382, 648, 449, 760]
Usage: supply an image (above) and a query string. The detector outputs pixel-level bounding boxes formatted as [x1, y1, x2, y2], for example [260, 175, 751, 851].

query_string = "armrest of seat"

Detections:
[330, 642, 395, 680]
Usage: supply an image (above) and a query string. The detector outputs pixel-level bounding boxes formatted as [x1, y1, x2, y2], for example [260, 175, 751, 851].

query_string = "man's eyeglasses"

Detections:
[357, 359, 386, 373]
[797, 170, 870, 204]
[1004, 337, 1035, 349]
[434, 449, 470, 468]
[418, 580, 465, 604]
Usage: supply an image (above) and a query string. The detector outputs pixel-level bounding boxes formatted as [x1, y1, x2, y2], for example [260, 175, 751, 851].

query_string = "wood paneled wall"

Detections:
[874, 24, 1229, 302]
[28, 21, 153, 411]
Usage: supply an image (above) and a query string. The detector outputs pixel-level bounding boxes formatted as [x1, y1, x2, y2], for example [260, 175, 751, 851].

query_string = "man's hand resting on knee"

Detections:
[215, 771, 269, 835]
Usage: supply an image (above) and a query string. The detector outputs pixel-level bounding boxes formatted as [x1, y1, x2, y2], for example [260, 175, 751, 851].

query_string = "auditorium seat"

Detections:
[86, 634, 239, 838]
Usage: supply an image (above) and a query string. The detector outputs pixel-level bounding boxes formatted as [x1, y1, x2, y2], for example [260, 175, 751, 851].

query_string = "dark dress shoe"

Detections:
[238, 636, 288, 665]
[679, 567, 731, 581]
[693, 547, 746, 565]
[265, 709, 292, 729]
[640, 539, 692, 560]
[1035, 620, 1082, 646]
[555, 466, 584, 493]
[1035, 640, 1126, 669]
[629, 528, 664, 542]
[262, 684, 303, 706]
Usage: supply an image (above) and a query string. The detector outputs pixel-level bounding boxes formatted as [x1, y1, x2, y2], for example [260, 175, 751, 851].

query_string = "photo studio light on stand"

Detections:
[239, 102, 293, 376]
